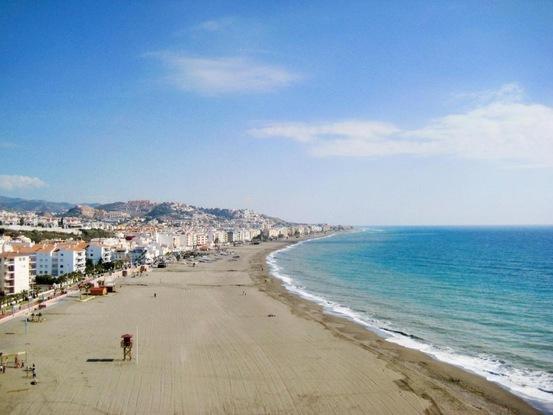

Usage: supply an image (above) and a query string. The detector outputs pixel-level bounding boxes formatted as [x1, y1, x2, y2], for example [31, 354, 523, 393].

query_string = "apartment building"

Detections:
[35, 245, 57, 276]
[35, 242, 86, 277]
[195, 232, 208, 247]
[55, 243, 86, 275]
[111, 248, 129, 262]
[86, 243, 112, 265]
[0, 252, 31, 295]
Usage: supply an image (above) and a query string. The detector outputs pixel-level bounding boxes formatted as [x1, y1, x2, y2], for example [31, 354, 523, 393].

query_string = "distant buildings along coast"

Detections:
[0, 197, 347, 297]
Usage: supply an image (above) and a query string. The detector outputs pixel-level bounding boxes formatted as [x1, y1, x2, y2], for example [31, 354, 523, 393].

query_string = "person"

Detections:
[154, 293, 157, 298]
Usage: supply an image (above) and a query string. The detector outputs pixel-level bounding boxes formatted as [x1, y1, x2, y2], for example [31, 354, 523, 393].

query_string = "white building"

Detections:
[268, 229, 281, 239]
[35, 242, 86, 277]
[208, 229, 228, 246]
[35, 245, 56, 276]
[55, 244, 86, 275]
[111, 248, 129, 262]
[86, 243, 112, 265]
[0, 252, 31, 295]
[130, 247, 155, 264]
[195, 232, 208, 247]
[156, 232, 176, 249]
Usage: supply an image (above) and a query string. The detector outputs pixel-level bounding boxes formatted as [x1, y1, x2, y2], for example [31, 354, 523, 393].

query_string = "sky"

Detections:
[1, 1, 553, 225]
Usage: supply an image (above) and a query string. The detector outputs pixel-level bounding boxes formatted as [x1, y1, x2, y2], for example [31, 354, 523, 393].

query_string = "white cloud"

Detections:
[251, 121, 399, 144]
[0, 175, 47, 190]
[407, 102, 553, 165]
[453, 82, 525, 105]
[148, 52, 299, 95]
[250, 84, 553, 167]
[194, 17, 234, 32]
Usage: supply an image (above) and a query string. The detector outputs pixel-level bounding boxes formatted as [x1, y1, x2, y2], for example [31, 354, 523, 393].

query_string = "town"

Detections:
[0, 199, 344, 307]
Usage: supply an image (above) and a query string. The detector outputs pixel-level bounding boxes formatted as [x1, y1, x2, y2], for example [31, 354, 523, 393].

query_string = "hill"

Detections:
[0, 196, 293, 226]
[0, 195, 74, 213]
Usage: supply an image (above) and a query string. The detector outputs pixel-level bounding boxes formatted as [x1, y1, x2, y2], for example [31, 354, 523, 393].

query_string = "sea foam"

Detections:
[267, 233, 553, 414]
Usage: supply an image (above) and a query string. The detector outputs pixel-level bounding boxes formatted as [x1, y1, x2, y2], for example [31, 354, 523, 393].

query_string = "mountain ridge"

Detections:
[0, 195, 294, 225]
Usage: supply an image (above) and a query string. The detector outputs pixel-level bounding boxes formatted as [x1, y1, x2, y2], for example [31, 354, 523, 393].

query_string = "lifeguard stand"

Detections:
[121, 334, 133, 361]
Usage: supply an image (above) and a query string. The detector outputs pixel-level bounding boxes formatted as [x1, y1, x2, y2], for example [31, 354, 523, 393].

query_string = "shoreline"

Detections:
[0, 238, 542, 414]
[255, 236, 542, 415]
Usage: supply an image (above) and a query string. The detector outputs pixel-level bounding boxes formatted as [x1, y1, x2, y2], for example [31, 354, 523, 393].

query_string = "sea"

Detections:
[267, 227, 553, 413]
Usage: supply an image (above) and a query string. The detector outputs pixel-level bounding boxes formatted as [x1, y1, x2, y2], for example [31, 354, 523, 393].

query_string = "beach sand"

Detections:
[0, 241, 540, 414]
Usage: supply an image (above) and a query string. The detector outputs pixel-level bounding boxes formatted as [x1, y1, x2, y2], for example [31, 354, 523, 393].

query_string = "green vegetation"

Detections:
[35, 271, 83, 286]
[0, 289, 31, 309]
[85, 258, 125, 275]
[252, 233, 267, 242]
[81, 228, 114, 240]
[0, 227, 114, 242]
[0, 228, 74, 242]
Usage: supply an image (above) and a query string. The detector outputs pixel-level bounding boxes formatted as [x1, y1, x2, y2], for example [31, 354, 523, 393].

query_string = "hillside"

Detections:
[65, 204, 98, 218]
[0, 195, 73, 213]
[96, 200, 157, 217]
[0, 195, 293, 226]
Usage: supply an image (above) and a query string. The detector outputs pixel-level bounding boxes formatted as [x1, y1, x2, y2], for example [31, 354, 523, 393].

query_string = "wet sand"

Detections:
[0, 241, 540, 414]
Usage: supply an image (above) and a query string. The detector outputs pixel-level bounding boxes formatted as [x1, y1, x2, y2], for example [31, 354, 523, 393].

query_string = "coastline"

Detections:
[256, 235, 542, 415]
[0, 238, 541, 414]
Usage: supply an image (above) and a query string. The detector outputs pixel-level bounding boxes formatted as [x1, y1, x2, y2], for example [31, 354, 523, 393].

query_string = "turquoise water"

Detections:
[268, 227, 553, 413]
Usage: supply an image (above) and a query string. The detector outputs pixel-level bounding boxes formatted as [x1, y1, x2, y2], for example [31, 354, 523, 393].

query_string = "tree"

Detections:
[35, 275, 56, 285]
[85, 259, 95, 274]
[113, 260, 124, 270]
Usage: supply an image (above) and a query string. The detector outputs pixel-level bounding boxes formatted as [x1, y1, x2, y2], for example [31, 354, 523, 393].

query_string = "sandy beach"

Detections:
[0, 241, 540, 414]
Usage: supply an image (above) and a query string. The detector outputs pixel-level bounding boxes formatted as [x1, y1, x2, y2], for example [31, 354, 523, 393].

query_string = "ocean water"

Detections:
[268, 227, 553, 413]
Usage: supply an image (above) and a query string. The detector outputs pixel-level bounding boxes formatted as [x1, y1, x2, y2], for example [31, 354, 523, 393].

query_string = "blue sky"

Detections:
[1, 1, 552, 225]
